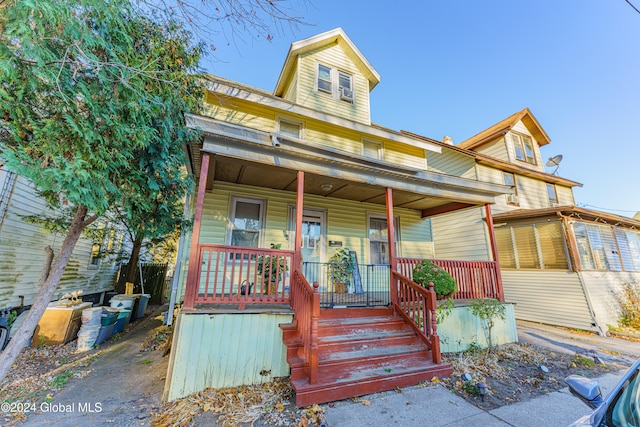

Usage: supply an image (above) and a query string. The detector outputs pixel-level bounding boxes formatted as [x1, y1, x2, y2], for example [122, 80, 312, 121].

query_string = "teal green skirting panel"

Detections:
[164, 311, 293, 401]
[438, 303, 518, 353]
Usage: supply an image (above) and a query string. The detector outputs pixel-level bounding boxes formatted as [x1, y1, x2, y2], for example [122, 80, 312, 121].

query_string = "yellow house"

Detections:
[164, 28, 514, 406]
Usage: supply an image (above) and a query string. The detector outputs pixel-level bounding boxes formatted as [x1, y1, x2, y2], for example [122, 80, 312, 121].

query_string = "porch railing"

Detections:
[301, 262, 391, 308]
[391, 272, 441, 363]
[187, 244, 294, 307]
[289, 270, 320, 384]
[397, 258, 504, 301]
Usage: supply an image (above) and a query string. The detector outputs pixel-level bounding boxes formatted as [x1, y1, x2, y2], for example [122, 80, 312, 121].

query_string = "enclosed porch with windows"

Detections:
[164, 116, 512, 406]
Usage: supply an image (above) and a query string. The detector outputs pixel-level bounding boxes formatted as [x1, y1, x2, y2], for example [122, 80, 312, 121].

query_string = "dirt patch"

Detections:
[440, 342, 628, 410]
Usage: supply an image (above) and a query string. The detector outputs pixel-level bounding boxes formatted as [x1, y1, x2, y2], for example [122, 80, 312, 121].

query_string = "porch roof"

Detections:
[492, 205, 640, 229]
[186, 114, 509, 216]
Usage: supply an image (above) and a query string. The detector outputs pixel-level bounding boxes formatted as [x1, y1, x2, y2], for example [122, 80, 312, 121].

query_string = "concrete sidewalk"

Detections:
[323, 369, 626, 427]
[323, 321, 640, 427]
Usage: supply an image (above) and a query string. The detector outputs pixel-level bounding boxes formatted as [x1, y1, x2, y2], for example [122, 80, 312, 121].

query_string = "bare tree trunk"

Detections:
[0, 205, 90, 382]
[124, 235, 143, 285]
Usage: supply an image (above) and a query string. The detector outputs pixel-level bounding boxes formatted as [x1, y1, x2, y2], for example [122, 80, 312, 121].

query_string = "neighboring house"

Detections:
[164, 28, 517, 406]
[417, 108, 640, 334]
[0, 165, 122, 310]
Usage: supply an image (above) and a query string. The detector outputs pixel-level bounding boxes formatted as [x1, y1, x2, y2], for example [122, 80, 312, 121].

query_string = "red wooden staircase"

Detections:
[281, 307, 453, 407]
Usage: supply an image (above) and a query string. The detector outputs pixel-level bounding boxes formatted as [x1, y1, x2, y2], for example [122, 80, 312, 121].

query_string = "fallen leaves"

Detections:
[150, 378, 327, 427]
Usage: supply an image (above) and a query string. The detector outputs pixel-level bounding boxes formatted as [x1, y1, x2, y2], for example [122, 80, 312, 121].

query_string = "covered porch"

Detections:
[171, 114, 509, 406]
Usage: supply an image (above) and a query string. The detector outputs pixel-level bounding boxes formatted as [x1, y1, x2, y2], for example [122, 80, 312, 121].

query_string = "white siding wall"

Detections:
[431, 208, 491, 260]
[578, 271, 640, 333]
[477, 137, 509, 162]
[0, 175, 119, 308]
[501, 270, 597, 331]
[556, 185, 575, 206]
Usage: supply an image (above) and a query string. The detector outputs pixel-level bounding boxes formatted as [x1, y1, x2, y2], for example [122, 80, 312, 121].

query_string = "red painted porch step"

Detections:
[284, 308, 452, 407]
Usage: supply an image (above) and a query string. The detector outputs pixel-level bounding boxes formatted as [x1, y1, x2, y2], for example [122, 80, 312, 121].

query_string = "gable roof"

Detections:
[274, 28, 381, 97]
[458, 108, 551, 150]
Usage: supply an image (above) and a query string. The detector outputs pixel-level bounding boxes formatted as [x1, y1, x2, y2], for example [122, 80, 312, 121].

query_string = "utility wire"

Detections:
[625, 0, 640, 15]
[578, 203, 638, 214]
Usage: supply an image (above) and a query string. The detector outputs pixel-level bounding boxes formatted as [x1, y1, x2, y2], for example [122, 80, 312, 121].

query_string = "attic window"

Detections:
[316, 64, 354, 104]
[277, 118, 303, 139]
[362, 140, 383, 160]
[512, 133, 536, 164]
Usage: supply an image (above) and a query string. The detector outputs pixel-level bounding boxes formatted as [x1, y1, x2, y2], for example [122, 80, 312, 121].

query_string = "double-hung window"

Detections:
[316, 64, 354, 103]
[503, 172, 519, 205]
[546, 183, 558, 206]
[512, 133, 536, 164]
[228, 197, 265, 248]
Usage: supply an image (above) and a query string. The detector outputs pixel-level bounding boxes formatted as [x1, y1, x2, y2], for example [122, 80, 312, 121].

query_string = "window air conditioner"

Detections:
[506, 194, 519, 204]
[340, 87, 353, 102]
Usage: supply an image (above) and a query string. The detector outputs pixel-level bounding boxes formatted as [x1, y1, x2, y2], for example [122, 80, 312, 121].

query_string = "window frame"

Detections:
[227, 196, 266, 249]
[367, 213, 400, 264]
[546, 183, 558, 206]
[362, 139, 383, 160]
[502, 172, 519, 205]
[276, 116, 304, 140]
[511, 132, 536, 165]
[571, 221, 640, 272]
[316, 63, 354, 104]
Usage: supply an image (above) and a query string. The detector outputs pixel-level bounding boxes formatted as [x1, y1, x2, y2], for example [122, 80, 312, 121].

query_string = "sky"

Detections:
[199, 1, 640, 218]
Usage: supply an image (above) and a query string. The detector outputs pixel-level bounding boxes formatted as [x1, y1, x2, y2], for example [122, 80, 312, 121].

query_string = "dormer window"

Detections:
[511, 133, 536, 165]
[316, 63, 354, 104]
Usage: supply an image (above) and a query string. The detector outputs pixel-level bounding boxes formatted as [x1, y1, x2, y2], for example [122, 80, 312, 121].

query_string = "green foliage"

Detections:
[436, 297, 455, 324]
[572, 354, 596, 368]
[412, 260, 458, 298]
[257, 244, 287, 288]
[468, 298, 506, 351]
[0, 0, 202, 216]
[618, 283, 640, 330]
[50, 372, 74, 389]
[327, 248, 354, 284]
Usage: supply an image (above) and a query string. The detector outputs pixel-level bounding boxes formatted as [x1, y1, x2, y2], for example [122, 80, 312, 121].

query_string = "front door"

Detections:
[290, 208, 326, 287]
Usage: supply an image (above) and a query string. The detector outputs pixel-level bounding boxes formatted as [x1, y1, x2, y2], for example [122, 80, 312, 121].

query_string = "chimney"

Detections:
[442, 136, 453, 145]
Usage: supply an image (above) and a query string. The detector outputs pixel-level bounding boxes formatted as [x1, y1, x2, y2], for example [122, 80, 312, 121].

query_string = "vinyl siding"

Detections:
[164, 311, 293, 401]
[297, 44, 371, 125]
[201, 96, 429, 174]
[431, 207, 491, 260]
[477, 137, 509, 162]
[0, 175, 118, 308]
[578, 271, 640, 332]
[199, 181, 434, 261]
[556, 185, 575, 206]
[501, 270, 597, 331]
[425, 149, 477, 179]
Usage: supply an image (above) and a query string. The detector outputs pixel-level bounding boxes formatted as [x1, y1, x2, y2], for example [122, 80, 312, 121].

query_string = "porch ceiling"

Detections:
[212, 156, 454, 211]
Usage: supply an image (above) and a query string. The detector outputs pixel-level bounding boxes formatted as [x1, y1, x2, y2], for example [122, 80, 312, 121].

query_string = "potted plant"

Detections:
[327, 248, 354, 294]
[412, 259, 458, 299]
[257, 244, 288, 295]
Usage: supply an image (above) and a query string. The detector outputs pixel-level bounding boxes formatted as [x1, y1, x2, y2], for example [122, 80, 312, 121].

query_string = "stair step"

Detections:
[318, 329, 419, 353]
[320, 343, 427, 364]
[318, 316, 406, 336]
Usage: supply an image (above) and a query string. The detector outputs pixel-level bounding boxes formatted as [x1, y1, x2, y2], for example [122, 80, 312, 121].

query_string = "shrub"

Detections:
[412, 260, 458, 299]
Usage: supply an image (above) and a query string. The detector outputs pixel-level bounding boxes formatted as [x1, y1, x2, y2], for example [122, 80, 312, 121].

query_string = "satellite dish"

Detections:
[546, 155, 563, 174]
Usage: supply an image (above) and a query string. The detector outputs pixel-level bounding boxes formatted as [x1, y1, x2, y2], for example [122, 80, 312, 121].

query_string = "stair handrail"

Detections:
[391, 271, 442, 364]
[290, 269, 320, 384]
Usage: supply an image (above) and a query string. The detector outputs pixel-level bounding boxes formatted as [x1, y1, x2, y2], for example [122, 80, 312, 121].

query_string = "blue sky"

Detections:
[201, 1, 640, 218]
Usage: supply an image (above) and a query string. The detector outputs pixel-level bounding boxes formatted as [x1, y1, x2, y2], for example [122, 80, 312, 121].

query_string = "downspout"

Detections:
[484, 204, 504, 301]
[166, 193, 191, 326]
[183, 152, 211, 309]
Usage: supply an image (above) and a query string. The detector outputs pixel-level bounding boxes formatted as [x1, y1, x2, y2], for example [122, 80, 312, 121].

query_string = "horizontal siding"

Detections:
[501, 270, 597, 331]
[0, 176, 118, 308]
[202, 94, 428, 172]
[578, 271, 640, 332]
[297, 45, 370, 125]
[426, 149, 476, 179]
[165, 311, 293, 401]
[556, 185, 575, 205]
[477, 137, 509, 162]
[198, 181, 434, 264]
[431, 207, 490, 260]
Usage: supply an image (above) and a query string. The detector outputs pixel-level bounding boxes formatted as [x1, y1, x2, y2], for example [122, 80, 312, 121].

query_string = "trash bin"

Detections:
[109, 295, 135, 310]
[113, 309, 132, 334]
[135, 294, 151, 319]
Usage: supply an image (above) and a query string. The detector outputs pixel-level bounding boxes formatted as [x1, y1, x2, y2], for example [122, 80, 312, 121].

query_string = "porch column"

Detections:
[484, 204, 504, 301]
[183, 152, 211, 309]
[295, 171, 304, 269]
[386, 188, 398, 308]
